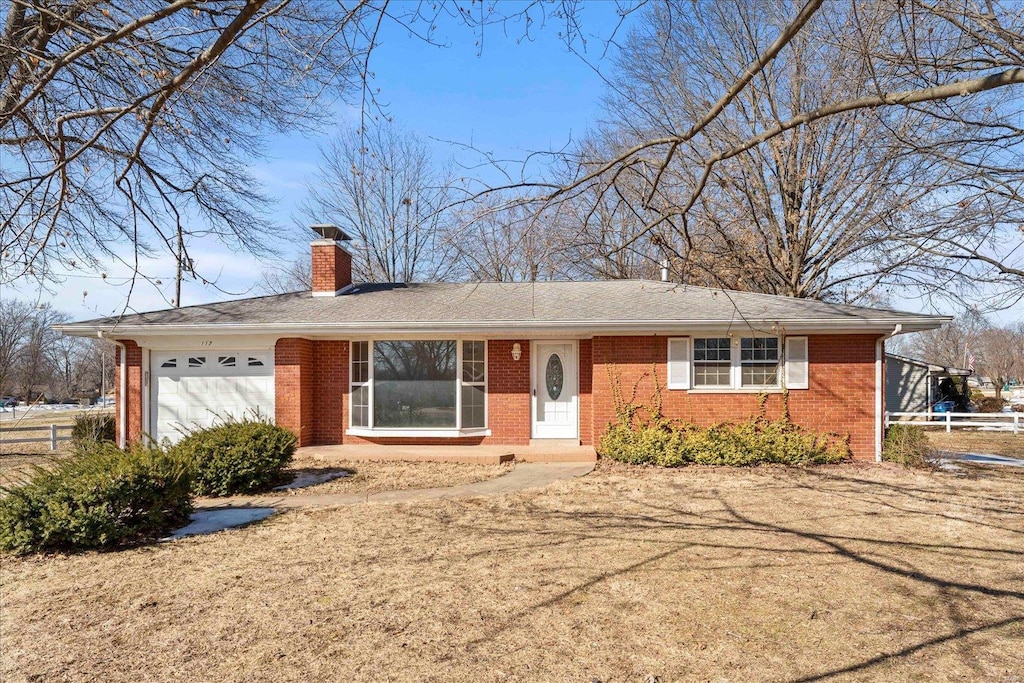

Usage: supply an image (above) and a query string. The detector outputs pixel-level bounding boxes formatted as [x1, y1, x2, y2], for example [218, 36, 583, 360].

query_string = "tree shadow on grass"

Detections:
[391, 469, 1024, 679]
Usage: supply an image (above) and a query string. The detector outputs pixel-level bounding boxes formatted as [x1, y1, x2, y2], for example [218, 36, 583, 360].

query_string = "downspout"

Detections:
[876, 324, 902, 462]
[99, 332, 127, 448]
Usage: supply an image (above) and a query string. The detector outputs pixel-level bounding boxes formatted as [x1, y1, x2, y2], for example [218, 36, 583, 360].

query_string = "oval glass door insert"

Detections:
[545, 354, 564, 400]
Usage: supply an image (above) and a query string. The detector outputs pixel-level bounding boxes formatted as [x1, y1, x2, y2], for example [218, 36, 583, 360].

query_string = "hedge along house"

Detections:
[57, 226, 950, 462]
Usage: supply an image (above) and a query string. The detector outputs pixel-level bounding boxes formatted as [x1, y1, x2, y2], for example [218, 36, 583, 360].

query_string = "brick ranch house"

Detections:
[57, 227, 949, 462]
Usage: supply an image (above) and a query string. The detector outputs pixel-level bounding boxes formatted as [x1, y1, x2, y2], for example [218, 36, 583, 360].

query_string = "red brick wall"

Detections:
[311, 242, 352, 294]
[275, 338, 315, 446]
[591, 334, 880, 461]
[114, 340, 143, 445]
[311, 340, 348, 445]
[485, 340, 531, 444]
[579, 338, 594, 446]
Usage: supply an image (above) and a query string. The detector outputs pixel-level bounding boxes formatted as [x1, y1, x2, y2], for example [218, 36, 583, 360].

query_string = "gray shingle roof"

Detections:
[57, 280, 949, 336]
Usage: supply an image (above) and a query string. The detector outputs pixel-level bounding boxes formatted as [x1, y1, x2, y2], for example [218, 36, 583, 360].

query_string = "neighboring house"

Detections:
[885, 354, 972, 414]
[56, 226, 950, 462]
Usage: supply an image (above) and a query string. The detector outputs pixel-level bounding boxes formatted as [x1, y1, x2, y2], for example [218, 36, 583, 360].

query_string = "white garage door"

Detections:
[151, 351, 275, 443]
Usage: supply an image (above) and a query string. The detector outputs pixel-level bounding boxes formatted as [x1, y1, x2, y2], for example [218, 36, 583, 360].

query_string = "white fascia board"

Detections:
[54, 316, 950, 339]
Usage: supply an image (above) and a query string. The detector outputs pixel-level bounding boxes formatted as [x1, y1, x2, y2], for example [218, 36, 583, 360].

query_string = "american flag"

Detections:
[968, 352, 976, 372]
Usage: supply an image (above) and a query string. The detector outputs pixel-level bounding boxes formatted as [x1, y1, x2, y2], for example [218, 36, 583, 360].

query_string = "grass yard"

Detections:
[286, 455, 513, 495]
[3, 460, 1022, 682]
[925, 430, 1023, 458]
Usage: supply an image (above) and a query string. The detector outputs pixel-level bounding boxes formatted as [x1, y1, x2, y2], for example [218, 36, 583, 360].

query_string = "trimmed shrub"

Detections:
[599, 367, 850, 467]
[71, 413, 116, 446]
[0, 442, 193, 555]
[599, 417, 850, 467]
[174, 419, 297, 496]
[883, 424, 932, 468]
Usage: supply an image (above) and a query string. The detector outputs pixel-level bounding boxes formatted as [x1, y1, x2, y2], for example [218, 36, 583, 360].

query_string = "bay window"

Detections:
[349, 340, 487, 432]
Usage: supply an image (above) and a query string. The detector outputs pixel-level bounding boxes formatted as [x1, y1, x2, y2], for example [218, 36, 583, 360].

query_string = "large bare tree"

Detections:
[557, 0, 1024, 307]
[302, 119, 458, 283]
[0, 298, 34, 395]
[1, 1, 603, 295]
[0, 1, 383, 290]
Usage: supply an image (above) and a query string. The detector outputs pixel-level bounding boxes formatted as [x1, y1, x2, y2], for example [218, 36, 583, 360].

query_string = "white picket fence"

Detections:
[885, 411, 1021, 435]
[0, 424, 75, 450]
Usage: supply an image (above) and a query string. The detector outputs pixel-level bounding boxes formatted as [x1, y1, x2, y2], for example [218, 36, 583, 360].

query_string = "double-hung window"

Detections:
[350, 341, 370, 427]
[740, 337, 780, 387]
[349, 340, 486, 432]
[461, 341, 486, 428]
[693, 337, 732, 388]
[675, 335, 795, 390]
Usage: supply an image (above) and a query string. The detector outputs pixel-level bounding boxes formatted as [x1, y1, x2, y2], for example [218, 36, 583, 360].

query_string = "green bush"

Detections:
[173, 419, 297, 496]
[600, 366, 851, 468]
[599, 417, 850, 467]
[0, 442, 193, 555]
[883, 424, 932, 468]
[71, 413, 116, 446]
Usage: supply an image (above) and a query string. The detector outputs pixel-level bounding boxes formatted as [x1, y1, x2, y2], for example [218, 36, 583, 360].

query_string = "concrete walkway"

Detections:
[194, 462, 595, 511]
[935, 451, 1024, 468]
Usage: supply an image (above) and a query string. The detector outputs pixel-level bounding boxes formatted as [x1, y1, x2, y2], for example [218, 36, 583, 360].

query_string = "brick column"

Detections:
[114, 340, 143, 445]
[275, 338, 315, 446]
[486, 340, 532, 444]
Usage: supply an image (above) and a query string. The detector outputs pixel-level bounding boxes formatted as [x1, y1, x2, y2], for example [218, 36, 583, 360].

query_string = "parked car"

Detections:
[0, 396, 18, 408]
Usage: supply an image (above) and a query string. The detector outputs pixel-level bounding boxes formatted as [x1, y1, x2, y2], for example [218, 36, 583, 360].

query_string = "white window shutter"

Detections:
[667, 337, 691, 389]
[785, 336, 809, 389]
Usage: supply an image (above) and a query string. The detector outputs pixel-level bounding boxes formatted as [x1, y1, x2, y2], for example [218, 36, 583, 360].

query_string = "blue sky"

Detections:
[5, 4, 1014, 325]
[7, 2, 633, 321]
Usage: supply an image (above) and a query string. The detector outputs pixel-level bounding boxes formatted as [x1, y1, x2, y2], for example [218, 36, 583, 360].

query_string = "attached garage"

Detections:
[151, 350, 275, 443]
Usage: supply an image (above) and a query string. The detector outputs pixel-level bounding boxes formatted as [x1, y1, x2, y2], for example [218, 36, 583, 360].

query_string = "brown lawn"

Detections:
[2, 461, 1023, 682]
[285, 455, 512, 495]
[926, 430, 1023, 458]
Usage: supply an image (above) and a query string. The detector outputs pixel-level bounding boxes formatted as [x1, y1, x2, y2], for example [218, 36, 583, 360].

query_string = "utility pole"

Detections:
[175, 224, 184, 307]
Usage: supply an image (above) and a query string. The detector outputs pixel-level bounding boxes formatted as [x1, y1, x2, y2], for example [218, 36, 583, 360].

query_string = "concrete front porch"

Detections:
[296, 443, 598, 465]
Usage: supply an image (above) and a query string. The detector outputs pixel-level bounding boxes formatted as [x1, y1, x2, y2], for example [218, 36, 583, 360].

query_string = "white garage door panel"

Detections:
[152, 351, 275, 443]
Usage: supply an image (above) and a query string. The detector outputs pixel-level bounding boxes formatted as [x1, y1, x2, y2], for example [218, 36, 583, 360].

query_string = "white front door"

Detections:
[532, 341, 578, 440]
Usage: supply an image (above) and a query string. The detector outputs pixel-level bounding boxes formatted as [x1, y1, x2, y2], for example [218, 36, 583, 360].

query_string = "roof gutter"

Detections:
[56, 316, 950, 338]
[98, 331, 127, 449]
[876, 324, 903, 463]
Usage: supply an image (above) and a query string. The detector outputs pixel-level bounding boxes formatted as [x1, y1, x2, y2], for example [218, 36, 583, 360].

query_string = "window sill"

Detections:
[684, 388, 787, 394]
[345, 428, 492, 438]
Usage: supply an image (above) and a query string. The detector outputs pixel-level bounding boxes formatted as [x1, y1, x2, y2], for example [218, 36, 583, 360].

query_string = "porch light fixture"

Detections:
[511, 343, 522, 361]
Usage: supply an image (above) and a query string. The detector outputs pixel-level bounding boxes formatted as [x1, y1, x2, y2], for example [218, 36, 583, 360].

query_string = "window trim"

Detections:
[460, 339, 487, 429]
[673, 334, 787, 392]
[692, 336, 734, 389]
[349, 341, 372, 429]
[739, 336, 781, 389]
[347, 338, 489, 436]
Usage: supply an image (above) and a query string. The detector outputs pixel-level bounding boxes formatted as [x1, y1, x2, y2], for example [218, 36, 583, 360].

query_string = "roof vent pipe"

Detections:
[660, 259, 670, 282]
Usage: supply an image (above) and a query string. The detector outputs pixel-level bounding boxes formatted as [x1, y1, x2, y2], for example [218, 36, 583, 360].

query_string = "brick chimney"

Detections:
[310, 224, 353, 297]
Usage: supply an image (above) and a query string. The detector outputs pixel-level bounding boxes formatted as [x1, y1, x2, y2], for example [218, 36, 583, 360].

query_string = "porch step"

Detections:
[298, 445, 514, 465]
[296, 443, 597, 465]
[513, 446, 597, 463]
